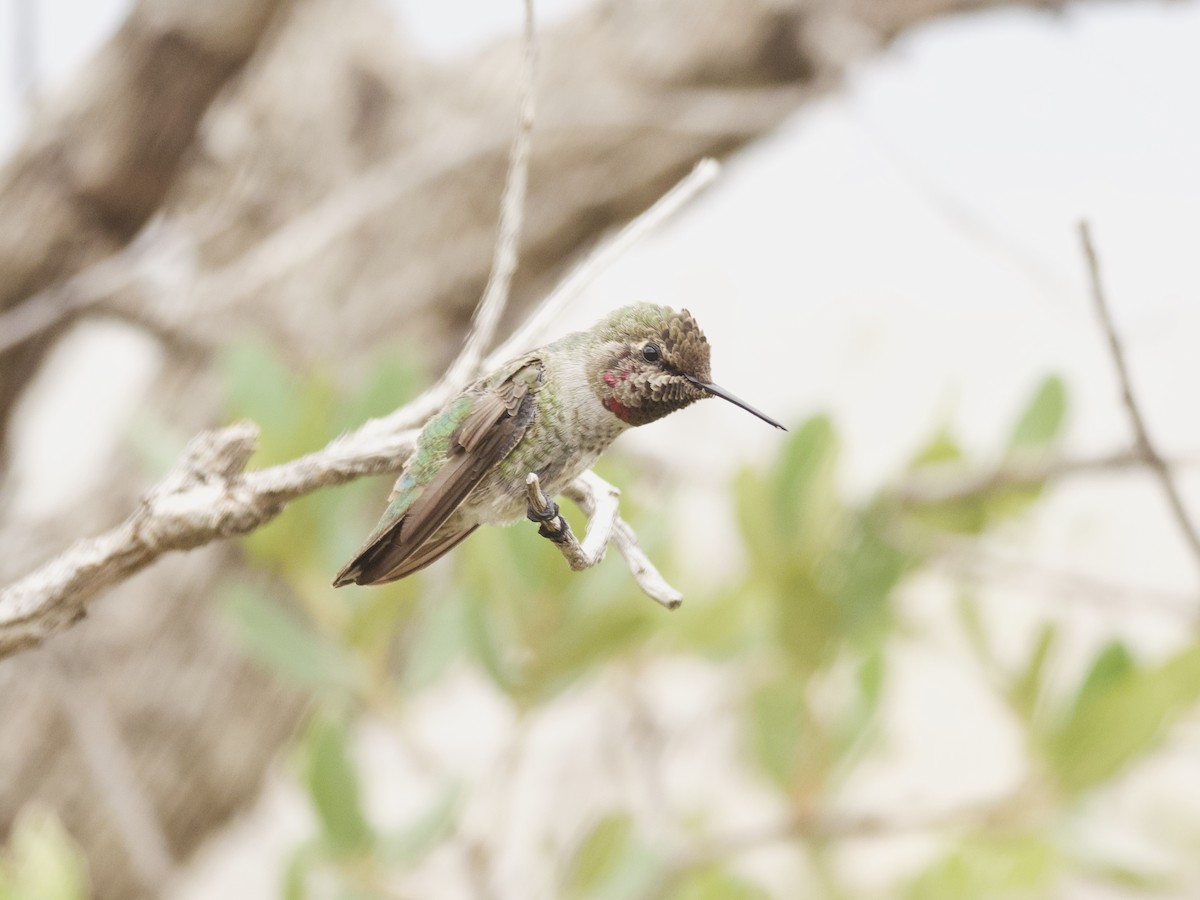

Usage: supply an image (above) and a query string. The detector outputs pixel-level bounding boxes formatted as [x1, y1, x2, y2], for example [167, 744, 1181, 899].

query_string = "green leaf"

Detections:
[564, 813, 660, 900]
[300, 716, 374, 857]
[907, 427, 965, 470]
[1073, 641, 1135, 713]
[1009, 622, 1058, 722]
[461, 579, 519, 697]
[736, 415, 840, 574]
[747, 677, 813, 791]
[401, 592, 469, 692]
[905, 833, 1059, 900]
[1043, 641, 1200, 793]
[380, 785, 461, 865]
[666, 864, 769, 900]
[898, 378, 1069, 536]
[221, 338, 301, 449]
[222, 585, 357, 694]
[831, 502, 910, 648]
[566, 814, 632, 894]
[665, 584, 762, 658]
[343, 580, 421, 660]
[282, 839, 321, 900]
[526, 601, 651, 700]
[338, 348, 428, 431]
[0, 806, 89, 900]
[770, 416, 840, 552]
[857, 649, 885, 711]
[1007, 376, 1067, 454]
[956, 594, 996, 671]
[1070, 852, 1171, 891]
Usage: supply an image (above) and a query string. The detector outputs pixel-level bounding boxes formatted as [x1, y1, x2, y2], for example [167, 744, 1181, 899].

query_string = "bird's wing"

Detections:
[351, 523, 479, 585]
[333, 361, 541, 587]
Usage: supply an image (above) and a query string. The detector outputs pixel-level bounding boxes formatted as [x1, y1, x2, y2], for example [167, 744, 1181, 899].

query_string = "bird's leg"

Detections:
[526, 470, 683, 609]
[525, 479, 572, 544]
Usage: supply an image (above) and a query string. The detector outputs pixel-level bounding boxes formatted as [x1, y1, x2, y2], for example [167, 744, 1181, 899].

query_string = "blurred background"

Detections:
[1, 0, 1199, 897]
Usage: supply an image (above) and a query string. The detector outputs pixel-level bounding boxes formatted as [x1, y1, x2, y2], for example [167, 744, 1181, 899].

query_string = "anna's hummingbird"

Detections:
[333, 303, 784, 587]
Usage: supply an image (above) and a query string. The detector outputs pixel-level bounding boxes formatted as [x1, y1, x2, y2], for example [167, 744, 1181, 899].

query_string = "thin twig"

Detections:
[528, 471, 683, 609]
[641, 791, 1027, 900]
[484, 159, 720, 372]
[1079, 221, 1200, 578]
[0, 232, 155, 354]
[0, 168, 715, 657]
[440, 0, 537, 392]
[902, 527, 1199, 621]
[364, 159, 720, 440]
[0, 6, 715, 654]
[865, 125, 1073, 308]
[0, 124, 513, 356]
[892, 449, 1199, 506]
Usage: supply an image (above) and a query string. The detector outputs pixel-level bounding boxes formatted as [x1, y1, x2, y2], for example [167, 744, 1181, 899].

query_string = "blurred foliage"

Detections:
[0, 808, 88, 900]
[3, 340, 1184, 898]
[207, 348, 1200, 898]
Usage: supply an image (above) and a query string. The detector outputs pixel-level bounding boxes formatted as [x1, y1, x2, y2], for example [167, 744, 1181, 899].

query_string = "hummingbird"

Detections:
[333, 303, 785, 587]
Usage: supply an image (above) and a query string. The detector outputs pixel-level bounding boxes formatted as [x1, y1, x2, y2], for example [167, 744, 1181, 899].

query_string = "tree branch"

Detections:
[926, 530, 1199, 621]
[0, 405, 428, 659]
[483, 159, 720, 374]
[892, 449, 1199, 506]
[526, 471, 683, 610]
[0, 0, 291, 446]
[1079, 221, 1200, 579]
[439, 0, 537, 393]
[0, 158, 718, 659]
[358, 158, 719, 440]
[643, 790, 1031, 899]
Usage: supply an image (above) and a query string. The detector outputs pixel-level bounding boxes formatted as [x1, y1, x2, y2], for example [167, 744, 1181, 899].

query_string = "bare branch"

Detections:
[1079, 222, 1200, 578]
[0, 421, 419, 658]
[0, 222, 177, 354]
[0, 125, 518, 356]
[0, 11, 716, 651]
[892, 449, 1200, 506]
[609, 518, 684, 609]
[527, 471, 683, 609]
[929, 532, 1199, 621]
[485, 159, 720, 372]
[0, 161, 716, 657]
[716, 795, 1012, 848]
[0, 0, 290, 442]
[644, 790, 1030, 899]
[365, 159, 720, 440]
[0, 0, 539, 363]
[439, 0, 537, 392]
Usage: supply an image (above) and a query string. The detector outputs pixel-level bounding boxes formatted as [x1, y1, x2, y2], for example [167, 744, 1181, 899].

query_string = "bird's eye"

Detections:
[641, 343, 661, 363]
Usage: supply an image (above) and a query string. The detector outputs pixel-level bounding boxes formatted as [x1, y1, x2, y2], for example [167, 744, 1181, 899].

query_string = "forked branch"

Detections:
[0, 157, 719, 659]
[526, 471, 683, 609]
[1079, 221, 1200, 579]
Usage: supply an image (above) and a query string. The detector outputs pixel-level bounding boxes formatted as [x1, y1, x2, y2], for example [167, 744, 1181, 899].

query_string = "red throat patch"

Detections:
[601, 370, 636, 422]
[603, 396, 637, 423]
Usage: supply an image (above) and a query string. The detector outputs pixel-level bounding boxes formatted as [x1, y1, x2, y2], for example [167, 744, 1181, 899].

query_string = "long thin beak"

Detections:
[686, 374, 787, 431]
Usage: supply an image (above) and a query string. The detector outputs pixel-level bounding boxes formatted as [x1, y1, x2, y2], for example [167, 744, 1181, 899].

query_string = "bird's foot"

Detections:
[526, 498, 571, 544]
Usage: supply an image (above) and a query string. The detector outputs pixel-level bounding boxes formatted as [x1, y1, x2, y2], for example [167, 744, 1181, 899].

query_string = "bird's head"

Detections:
[586, 303, 785, 430]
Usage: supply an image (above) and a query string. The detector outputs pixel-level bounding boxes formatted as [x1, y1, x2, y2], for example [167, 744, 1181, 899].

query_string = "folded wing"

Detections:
[333, 363, 540, 586]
